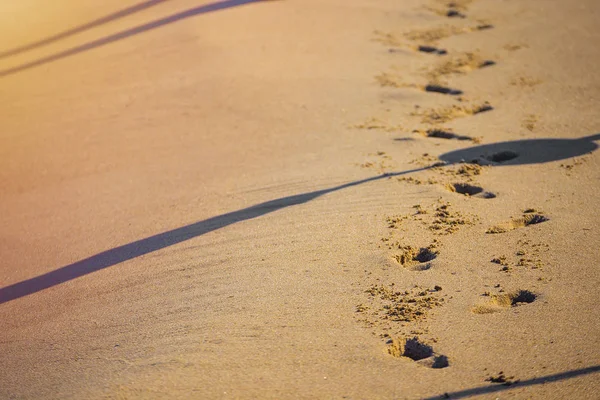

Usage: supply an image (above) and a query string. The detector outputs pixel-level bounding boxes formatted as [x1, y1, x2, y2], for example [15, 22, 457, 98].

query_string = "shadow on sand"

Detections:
[0, 0, 260, 78]
[0, 134, 597, 304]
[423, 365, 600, 399]
[0, 0, 167, 60]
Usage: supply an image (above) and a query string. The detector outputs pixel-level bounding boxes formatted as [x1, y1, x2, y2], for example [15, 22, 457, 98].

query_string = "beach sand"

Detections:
[1, 0, 599, 398]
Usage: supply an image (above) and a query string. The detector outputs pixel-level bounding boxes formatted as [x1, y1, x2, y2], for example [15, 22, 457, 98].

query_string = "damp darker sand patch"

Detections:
[472, 290, 537, 314]
[486, 213, 549, 234]
[388, 337, 449, 368]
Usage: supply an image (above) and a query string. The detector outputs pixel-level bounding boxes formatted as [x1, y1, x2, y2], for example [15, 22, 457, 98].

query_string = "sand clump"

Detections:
[429, 202, 476, 234]
[425, 52, 495, 82]
[373, 30, 404, 48]
[414, 128, 477, 142]
[362, 285, 445, 323]
[510, 76, 543, 88]
[353, 117, 403, 132]
[413, 102, 493, 124]
[404, 24, 493, 45]
[486, 371, 520, 386]
[375, 71, 410, 88]
[522, 114, 539, 131]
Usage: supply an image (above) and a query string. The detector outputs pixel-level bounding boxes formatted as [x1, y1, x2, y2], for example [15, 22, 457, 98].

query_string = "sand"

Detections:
[1, 0, 599, 398]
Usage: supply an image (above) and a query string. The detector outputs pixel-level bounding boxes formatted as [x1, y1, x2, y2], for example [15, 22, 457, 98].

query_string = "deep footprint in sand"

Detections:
[472, 290, 537, 314]
[393, 245, 438, 271]
[424, 84, 463, 95]
[417, 45, 448, 55]
[388, 337, 449, 368]
[486, 150, 519, 163]
[446, 183, 496, 198]
[486, 213, 548, 233]
[414, 128, 477, 142]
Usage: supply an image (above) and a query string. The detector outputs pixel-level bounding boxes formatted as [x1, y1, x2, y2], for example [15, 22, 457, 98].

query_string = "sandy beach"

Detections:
[1, 0, 599, 398]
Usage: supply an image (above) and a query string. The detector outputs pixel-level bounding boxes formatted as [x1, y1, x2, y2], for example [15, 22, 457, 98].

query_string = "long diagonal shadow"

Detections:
[0, 0, 167, 60]
[0, 0, 260, 78]
[0, 168, 426, 304]
[2, 134, 598, 304]
[423, 365, 600, 399]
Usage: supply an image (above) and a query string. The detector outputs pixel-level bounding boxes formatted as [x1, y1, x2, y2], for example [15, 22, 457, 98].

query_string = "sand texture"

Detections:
[1, 0, 599, 398]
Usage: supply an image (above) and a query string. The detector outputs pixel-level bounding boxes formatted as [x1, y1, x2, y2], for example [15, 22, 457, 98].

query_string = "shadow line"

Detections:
[0, 0, 167, 60]
[2, 134, 599, 304]
[0, 168, 426, 304]
[0, 0, 259, 78]
[423, 365, 600, 399]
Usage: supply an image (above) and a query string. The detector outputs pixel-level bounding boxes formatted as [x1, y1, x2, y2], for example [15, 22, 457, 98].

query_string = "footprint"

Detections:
[425, 52, 495, 81]
[375, 72, 407, 88]
[503, 43, 528, 52]
[446, 9, 467, 18]
[417, 45, 448, 55]
[510, 76, 543, 88]
[392, 245, 438, 270]
[472, 289, 537, 314]
[388, 337, 449, 368]
[353, 117, 403, 132]
[404, 26, 466, 44]
[405, 23, 493, 45]
[415, 128, 476, 142]
[424, 84, 463, 95]
[486, 150, 519, 163]
[375, 74, 463, 96]
[486, 372, 519, 386]
[473, 23, 494, 31]
[453, 150, 519, 166]
[522, 114, 539, 132]
[486, 213, 548, 233]
[413, 102, 493, 124]
[425, 0, 468, 18]
[446, 183, 496, 198]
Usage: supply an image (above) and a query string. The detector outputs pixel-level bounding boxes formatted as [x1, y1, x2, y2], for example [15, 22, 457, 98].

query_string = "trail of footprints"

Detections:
[354, 0, 551, 375]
